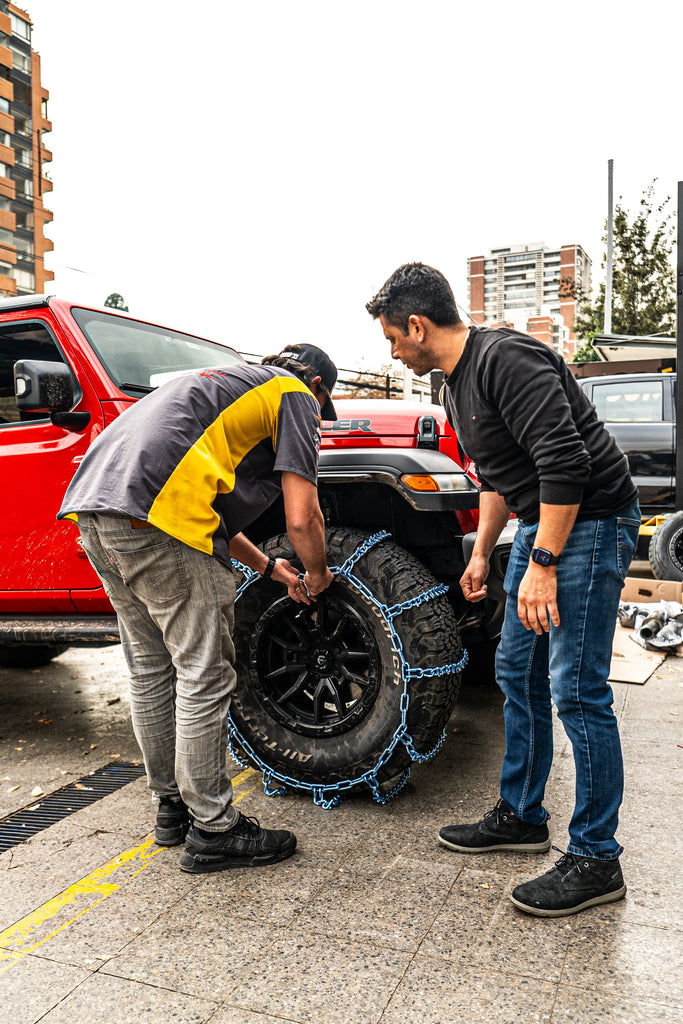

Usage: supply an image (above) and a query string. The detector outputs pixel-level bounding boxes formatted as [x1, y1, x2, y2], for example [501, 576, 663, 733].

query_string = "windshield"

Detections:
[71, 308, 244, 396]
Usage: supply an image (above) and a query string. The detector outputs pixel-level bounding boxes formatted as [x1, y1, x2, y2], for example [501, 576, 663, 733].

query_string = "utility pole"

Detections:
[403, 365, 413, 400]
[676, 180, 683, 511]
[604, 159, 614, 335]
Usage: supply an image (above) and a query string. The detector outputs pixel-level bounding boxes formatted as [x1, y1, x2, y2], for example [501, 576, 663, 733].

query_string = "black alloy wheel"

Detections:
[252, 593, 382, 737]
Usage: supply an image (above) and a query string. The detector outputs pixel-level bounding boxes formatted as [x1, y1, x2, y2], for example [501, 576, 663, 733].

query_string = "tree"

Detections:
[104, 292, 129, 311]
[572, 332, 600, 363]
[573, 183, 675, 352]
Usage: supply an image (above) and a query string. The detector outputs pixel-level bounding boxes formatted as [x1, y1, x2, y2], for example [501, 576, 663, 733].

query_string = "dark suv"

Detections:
[578, 372, 675, 514]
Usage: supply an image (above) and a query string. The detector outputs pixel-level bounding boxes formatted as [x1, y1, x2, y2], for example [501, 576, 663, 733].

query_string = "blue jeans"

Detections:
[78, 513, 239, 832]
[496, 500, 640, 860]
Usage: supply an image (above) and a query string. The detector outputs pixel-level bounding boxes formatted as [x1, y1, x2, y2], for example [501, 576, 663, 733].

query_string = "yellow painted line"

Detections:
[231, 766, 261, 803]
[0, 838, 165, 974]
[0, 766, 261, 975]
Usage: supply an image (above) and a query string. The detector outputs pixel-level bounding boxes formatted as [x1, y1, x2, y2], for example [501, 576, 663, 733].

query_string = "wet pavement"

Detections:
[0, 638, 681, 1023]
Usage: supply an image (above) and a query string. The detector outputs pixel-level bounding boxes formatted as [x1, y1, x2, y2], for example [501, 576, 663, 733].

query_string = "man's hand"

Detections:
[516, 500, 578, 632]
[460, 491, 510, 603]
[304, 567, 334, 598]
[271, 558, 312, 605]
[517, 563, 560, 633]
[460, 553, 490, 603]
[275, 560, 334, 604]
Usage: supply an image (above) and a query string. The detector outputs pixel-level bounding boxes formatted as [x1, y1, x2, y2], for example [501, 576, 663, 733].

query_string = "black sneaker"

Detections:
[155, 796, 191, 847]
[510, 847, 626, 917]
[179, 813, 297, 873]
[438, 799, 551, 853]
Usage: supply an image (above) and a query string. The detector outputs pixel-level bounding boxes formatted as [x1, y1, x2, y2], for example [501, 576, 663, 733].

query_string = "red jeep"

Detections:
[0, 296, 512, 802]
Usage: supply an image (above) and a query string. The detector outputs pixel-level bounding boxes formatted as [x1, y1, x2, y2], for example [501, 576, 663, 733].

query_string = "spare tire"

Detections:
[649, 512, 683, 581]
[231, 528, 463, 793]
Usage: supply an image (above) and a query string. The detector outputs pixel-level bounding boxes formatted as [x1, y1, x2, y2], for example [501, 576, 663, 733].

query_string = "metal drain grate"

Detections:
[0, 761, 146, 854]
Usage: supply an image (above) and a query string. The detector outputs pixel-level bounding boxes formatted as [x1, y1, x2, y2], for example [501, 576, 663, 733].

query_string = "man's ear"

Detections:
[407, 314, 427, 342]
[310, 375, 322, 390]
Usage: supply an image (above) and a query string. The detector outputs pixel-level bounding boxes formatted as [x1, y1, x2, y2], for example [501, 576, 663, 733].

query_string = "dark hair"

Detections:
[366, 263, 461, 333]
[261, 346, 316, 389]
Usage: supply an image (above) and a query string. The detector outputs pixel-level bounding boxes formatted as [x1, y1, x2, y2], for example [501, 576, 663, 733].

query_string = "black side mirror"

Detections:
[13, 359, 89, 430]
[14, 359, 74, 412]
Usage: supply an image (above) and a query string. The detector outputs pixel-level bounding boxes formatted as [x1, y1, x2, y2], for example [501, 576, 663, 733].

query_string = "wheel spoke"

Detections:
[313, 678, 344, 722]
[280, 614, 313, 647]
[263, 663, 305, 680]
[279, 670, 311, 703]
[268, 635, 304, 653]
[315, 600, 330, 638]
[328, 613, 351, 643]
[340, 666, 371, 688]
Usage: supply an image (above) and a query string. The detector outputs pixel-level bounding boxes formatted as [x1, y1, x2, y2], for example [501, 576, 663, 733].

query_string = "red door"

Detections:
[0, 315, 104, 612]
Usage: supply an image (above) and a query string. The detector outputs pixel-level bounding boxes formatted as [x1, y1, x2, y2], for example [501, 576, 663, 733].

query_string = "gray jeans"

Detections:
[77, 513, 239, 831]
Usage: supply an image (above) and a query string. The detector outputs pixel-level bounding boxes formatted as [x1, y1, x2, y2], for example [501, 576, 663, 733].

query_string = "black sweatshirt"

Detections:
[443, 326, 637, 523]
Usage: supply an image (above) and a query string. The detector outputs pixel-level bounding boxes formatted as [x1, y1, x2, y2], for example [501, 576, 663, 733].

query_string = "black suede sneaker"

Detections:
[438, 799, 551, 853]
[510, 847, 626, 917]
[179, 813, 297, 873]
[154, 796, 191, 847]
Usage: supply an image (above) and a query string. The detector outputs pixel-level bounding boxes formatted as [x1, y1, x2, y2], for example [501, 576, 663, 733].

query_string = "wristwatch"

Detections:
[530, 546, 560, 567]
[262, 556, 277, 579]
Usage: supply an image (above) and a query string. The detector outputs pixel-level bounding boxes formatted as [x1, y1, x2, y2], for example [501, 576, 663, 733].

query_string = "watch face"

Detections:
[532, 547, 552, 567]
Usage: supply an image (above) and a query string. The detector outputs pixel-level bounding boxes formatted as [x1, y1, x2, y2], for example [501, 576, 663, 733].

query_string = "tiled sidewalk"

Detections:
[1, 648, 681, 1023]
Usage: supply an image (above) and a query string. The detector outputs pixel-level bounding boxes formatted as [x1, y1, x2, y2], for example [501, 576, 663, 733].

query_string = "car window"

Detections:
[0, 320, 69, 426]
[71, 308, 244, 396]
[591, 380, 663, 423]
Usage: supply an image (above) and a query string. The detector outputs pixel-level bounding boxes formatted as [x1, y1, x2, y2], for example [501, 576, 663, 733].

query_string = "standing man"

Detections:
[58, 345, 337, 874]
[367, 264, 640, 917]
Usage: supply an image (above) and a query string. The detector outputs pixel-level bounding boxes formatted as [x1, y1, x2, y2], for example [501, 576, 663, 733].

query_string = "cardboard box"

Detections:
[620, 576, 683, 604]
[608, 623, 665, 684]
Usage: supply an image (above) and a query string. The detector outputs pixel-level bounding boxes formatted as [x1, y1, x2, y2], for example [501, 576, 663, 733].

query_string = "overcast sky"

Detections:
[24, 0, 681, 374]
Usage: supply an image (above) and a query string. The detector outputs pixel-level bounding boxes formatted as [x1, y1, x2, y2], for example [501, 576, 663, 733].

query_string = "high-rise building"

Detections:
[467, 242, 591, 359]
[0, 2, 52, 297]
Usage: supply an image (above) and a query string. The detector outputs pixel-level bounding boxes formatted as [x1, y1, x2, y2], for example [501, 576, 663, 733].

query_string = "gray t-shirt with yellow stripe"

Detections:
[58, 364, 321, 567]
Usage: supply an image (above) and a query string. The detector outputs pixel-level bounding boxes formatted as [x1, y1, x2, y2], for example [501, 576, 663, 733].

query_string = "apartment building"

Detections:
[467, 242, 591, 359]
[0, 2, 52, 296]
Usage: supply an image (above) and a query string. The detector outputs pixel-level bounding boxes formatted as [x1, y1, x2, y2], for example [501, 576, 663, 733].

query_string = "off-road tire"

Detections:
[231, 528, 462, 788]
[0, 643, 68, 669]
[649, 512, 683, 581]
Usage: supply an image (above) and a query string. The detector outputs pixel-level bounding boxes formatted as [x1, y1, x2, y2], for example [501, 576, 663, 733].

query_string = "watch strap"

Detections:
[262, 556, 277, 579]
[531, 546, 560, 567]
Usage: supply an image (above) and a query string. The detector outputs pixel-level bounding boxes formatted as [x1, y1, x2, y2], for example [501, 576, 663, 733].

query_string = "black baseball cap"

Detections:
[279, 344, 338, 421]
